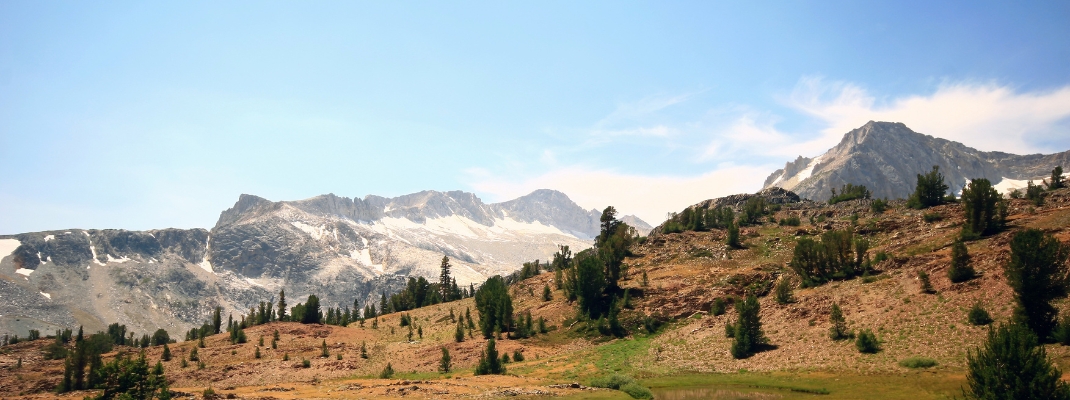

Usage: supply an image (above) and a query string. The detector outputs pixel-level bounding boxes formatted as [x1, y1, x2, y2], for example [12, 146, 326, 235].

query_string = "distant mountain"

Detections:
[0, 189, 649, 339]
[763, 121, 1070, 202]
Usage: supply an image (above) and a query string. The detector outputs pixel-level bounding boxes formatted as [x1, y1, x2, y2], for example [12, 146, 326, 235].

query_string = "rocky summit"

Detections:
[763, 121, 1070, 202]
[0, 189, 650, 340]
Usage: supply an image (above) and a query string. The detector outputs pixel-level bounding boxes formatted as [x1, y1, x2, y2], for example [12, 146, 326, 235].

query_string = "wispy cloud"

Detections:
[467, 164, 773, 226]
[786, 77, 1070, 154]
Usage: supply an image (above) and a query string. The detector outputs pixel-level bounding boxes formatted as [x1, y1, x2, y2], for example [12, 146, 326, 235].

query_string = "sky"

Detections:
[2, 1, 1070, 234]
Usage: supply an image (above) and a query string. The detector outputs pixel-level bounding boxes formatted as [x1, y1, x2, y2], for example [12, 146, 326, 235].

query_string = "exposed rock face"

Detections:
[763, 121, 1070, 202]
[0, 189, 650, 339]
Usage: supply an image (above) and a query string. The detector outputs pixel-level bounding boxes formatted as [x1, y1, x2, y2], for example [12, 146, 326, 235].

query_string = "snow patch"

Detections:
[198, 259, 214, 273]
[107, 254, 130, 263]
[770, 173, 785, 187]
[44, 235, 54, 242]
[993, 177, 1032, 195]
[16, 268, 34, 277]
[795, 155, 824, 182]
[350, 248, 383, 273]
[244, 277, 264, 287]
[39, 292, 51, 300]
[291, 221, 331, 240]
[0, 239, 20, 260]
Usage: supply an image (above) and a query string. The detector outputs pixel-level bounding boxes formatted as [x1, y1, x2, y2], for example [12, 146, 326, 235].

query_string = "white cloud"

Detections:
[787, 77, 1070, 154]
[467, 164, 774, 226]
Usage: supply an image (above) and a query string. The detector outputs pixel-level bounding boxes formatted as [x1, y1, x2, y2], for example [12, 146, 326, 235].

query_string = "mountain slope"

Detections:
[763, 121, 1070, 201]
[0, 189, 649, 340]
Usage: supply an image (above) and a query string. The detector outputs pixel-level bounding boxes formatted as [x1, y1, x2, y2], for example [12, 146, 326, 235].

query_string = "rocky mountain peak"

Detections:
[763, 121, 1070, 202]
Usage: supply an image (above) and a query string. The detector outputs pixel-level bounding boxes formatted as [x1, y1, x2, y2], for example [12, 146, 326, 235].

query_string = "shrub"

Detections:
[871, 198, 889, 214]
[964, 323, 1070, 399]
[1054, 314, 1070, 346]
[513, 349, 524, 362]
[620, 382, 654, 399]
[711, 298, 727, 316]
[899, 357, 938, 368]
[855, 329, 881, 353]
[724, 322, 736, 338]
[969, 303, 993, 326]
[922, 212, 942, 223]
[301, 359, 311, 368]
[778, 216, 801, 227]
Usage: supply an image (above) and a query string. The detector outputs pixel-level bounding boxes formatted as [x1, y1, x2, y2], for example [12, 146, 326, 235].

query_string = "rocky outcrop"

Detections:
[763, 121, 1070, 202]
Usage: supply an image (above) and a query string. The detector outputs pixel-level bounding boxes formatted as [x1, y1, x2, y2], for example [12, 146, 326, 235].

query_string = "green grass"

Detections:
[639, 371, 965, 400]
[899, 357, 938, 369]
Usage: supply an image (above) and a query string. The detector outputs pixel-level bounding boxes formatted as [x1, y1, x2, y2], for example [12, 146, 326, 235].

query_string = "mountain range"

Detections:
[0, 189, 651, 339]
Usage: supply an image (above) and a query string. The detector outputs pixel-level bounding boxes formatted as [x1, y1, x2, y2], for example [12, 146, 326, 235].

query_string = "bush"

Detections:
[1054, 315, 1070, 345]
[778, 216, 801, 227]
[964, 323, 1070, 399]
[922, 212, 943, 223]
[871, 198, 889, 214]
[855, 329, 881, 353]
[899, 357, 938, 368]
[301, 359, 311, 368]
[512, 349, 524, 362]
[969, 303, 993, 326]
[724, 322, 736, 338]
[710, 298, 727, 316]
[620, 382, 654, 399]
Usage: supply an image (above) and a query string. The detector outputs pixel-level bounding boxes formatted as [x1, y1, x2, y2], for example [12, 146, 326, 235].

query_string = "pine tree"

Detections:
[379, 362, 394, 379]
[1005, 229, 1070, 339]
[908, 165, 949, 209]
[360, 341, 368, 359]
[829, 303, 849, 340]
[918, 270, 935, 294]
[542, 284, 552, 301]
[439, 347, 451, 373]
[726, 220, 741, 249]
[962, 178, 1005, 237]
[1047, 166, 1065, 190]
[439, 256, 453, 301]
[320, 340, 329, 358]
[730, 294, 765, 359]
[949, 240, 976, 283]
[213, 306, 222, 334]
[455, 320, 465, 342]
[474, 338, 505, 375]
[964, 323, 1070, 399]
[162, 343, 171, 361]
[277, 289, 287, 321]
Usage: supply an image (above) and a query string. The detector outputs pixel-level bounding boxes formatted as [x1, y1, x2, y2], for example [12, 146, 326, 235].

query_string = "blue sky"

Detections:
[2, 1, 1070, 233]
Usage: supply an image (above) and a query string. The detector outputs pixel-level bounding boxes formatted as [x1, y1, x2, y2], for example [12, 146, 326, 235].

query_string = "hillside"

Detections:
[764, 121, 1070, 201]
[2, 187, 1069, 399]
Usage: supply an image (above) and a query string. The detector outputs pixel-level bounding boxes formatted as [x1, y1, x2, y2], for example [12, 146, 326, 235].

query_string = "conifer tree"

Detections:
[964, 323, 1070, 399]
[949, 240, 976, 283]
[908, 165, 949, 209]
[1005, 229, 1070, 339]
[474, 338, 505, 375]
[360, 341, 368, 359]
[213, 306, 222, 334]
[162, 343, 171, 361]
[730, 294, 765, 359]
[961, 178, 1005, 237]
[1047, 166, 1065, 190]
[277, 289, 287, 321]
[439, 256, 453, 300]
[829, 303, 849, 340]
[439, 347, 451, 373]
